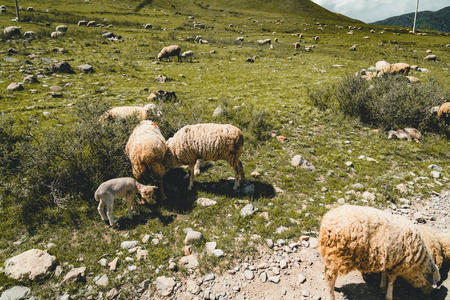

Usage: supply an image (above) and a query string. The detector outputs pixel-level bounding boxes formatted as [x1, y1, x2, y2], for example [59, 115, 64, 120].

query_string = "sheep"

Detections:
[387, 128, 421, 142]
[437, 102, 450, 125]
[56, 25, 68, 33]
[157, 45, 181, 62]
[100, 103, 162, 123]
[3, 26, 21, 39]
[293, 42, 301, 49]
[257, 39, 271, 45]
[181, 50, 194, 62]
[125, 121, 168, 200]
[78, 20, 87, 26]
[164, 123, 245, 191]
[95, 177, 157, 227]
[23, 31, 36, 39]
[319, 205, 440, 300]
[378, 62, 411, 76]
[51, 31, 64, 39]
[87, 21, 96, 27]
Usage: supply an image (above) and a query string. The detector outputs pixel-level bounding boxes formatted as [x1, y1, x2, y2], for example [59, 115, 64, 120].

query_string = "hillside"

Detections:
[372, 6, 450, 32]
[0, 0, 450, 299]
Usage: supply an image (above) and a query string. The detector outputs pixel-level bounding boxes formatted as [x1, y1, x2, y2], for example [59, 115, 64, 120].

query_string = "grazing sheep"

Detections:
[257, 38, 271, 45]
[387, 128, 421, 142]
[181, 50, 194, 62]
[87, 21, 96, 27]
[3, 26, 21, 39]
[424, 55, 437, 61]
[293, 42, 301, 49]
[164, 124, 245, 190]
[23, 31, 36, 39]
[100, 103, 162, 123]
[437, 102, 450, 125]
[51, 31, 64, 39]
[95, 177, 157, 227]
[78, 20, 87, 26]
[126, 121, 168, 200]
[157, 45, 181, 62]
[319, 205, 440, 300]
[56, 25, 68, 33]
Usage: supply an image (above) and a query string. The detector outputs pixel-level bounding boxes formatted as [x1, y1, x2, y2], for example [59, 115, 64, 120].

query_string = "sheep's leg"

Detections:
[158, 177, 167, 200]
[105, 198, 115, 227]
[380, 271, 387, 293]
[188, 164, 195, 190]
[385, 274, 397, 300]
[230, 158, 245, 190]
[126, 193, 134, 220]
[324, 266, 337, 300]
[97, 199, 107, 222]
[194, 159, 202, 175]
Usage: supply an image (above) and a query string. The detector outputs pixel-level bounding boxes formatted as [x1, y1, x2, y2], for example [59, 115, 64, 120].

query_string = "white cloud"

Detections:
[311, 0, 449, 23]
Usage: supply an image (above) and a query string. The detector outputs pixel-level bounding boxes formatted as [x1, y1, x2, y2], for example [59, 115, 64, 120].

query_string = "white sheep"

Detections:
[164, 123, 245, 190]
[157, 45, 181, 62]
[100, 103, 162, 123]
[387, 128, 421, 142]
[126, 121, 168, 200]
[51, 31, 64, 39]
[95, 177, 157, 227]
[319, 205, 440, 300]
[23, 31, 36, 39]
[56, 25, 68, 33]
[181, 50, 194, 62]
[3, 26, 21, 39]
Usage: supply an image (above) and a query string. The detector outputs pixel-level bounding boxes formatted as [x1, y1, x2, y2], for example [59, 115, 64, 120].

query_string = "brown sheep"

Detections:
[157, 45, 181, 62]
[437, 102, 450, 125]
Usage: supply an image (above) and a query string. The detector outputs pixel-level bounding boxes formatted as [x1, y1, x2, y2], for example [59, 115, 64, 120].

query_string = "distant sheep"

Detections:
[437, 102, 450, 125]
[319, 205, 440, 300]
[165, 124, 245, 190]
[257, 39, 271, 45]
[157, 45, 181, 62]
[3, 26, 21, 39]
[387, 128, 421, 142]
[23, 31, 36, 39]
[56, 25, 68, 33]
[100, 103, 162, 123]
[293, 42, 301, 49]
[181, 50, 194, 62]
[95, 177, 157, 227]
[378, 62, 411, 76]
[126, 121, 168, 200]
[51, 31, 64, 39]
[87, 21, 96, 27]
[78, 20, 87, 26]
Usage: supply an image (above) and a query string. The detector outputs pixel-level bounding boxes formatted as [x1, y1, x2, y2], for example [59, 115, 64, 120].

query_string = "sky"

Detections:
[310, 0, 449, 23]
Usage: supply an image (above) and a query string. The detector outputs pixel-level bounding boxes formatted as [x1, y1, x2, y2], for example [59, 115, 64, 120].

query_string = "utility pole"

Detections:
[412, 0, 419, 33]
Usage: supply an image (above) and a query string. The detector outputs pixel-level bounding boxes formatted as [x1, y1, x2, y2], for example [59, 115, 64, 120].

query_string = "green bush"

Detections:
[309, 75, 450, 133]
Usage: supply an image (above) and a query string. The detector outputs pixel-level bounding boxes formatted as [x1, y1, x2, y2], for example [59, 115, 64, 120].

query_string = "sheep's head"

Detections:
[139, 185, 157, 204]
[141, 103, 162, 119]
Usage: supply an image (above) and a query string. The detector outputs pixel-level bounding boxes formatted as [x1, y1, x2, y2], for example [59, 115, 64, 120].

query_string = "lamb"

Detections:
[95, 177, 157, 227]
[181, 50, 194, 62]
[51, 31, 64, 39]
[3, 26, 21, 39]
[387, 128, 421, 142]
[319, 205, 440, 300]
[437, 102, 450, 125]
[100, 103, 162, 123]
[164, 124, 245, 190]
[157, 45, 181, 62]
[126, 121, 168, 200]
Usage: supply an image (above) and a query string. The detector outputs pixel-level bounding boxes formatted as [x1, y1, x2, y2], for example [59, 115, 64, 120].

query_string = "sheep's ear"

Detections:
[151, 186, 158, 189]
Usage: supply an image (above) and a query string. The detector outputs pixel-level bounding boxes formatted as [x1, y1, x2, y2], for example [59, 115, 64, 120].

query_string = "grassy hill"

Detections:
[0, 0, 449, 298]
[371, 6, 450, 33]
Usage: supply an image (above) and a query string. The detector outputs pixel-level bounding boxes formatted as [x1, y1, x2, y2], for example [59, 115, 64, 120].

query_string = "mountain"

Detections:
[371, 6, 450, 32]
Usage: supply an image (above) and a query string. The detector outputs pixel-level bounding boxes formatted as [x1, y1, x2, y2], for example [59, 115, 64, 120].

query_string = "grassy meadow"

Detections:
[0, 0, 449, 297]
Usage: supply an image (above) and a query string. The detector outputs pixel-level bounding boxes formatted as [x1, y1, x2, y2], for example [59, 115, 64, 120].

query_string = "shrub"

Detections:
[309, 75, 450, 133]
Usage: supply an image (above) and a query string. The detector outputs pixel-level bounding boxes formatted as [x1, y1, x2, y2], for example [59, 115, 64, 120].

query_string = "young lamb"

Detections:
[387, 128, 421, 142]
[319, 205, 440, 300]
[181, 50, 194, 62]
[100, 103, 162, 123]
[164, 123, 245, 190]
[125, 121, 168, 200]
[95, 177, 157, 227]
[157, 45, 181, 62]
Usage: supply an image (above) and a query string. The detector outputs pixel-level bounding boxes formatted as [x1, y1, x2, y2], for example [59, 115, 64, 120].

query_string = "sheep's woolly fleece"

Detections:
[319, 205, 439, 294]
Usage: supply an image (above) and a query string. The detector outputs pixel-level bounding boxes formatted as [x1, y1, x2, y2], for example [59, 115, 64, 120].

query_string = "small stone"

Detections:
[179, 255, 199, 269]
[260, 272, 267, 283]
[351, 183, 364, 190]
[204, 274, 215, 282]
[213, 106, 225, 117]
[279, 259, 287, 269]
[268, 275, 280, 283]
[184, 231, 204, 245]
[98, 258, 108, 266]
[212, 249, 225, 258]
[0, 286, 31, 300]
[6, 82, 24, 91]
[154, 276, 176, 297]
[95, 274, 109, 287]
[121, 241, 138, 249]
[362, 191, 376, 201]
[430, 171, 441, 179]
[77, 64, 94, 73]
[108, 257, 119, 271]
[428, 164, 442, 172]
[244, 270, 254, 280]
[240, 204, 258, 217]
[204, 242, 217, 254]
[142, 234, 151, 243]
[196, 198, 217, 207]
[266, 239, 274, 248]
[298, 273, 307, 284]
[414, 212, 426, 223]
[61, 267, 86, 285]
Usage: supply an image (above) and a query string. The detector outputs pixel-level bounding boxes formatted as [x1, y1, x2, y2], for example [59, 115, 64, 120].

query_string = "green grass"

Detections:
[0, 0, 449, 297]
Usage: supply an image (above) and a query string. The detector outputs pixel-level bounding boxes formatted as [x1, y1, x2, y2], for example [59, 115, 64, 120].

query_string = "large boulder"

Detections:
[4, 249, 56, 281]
[51, 61, 75, 74]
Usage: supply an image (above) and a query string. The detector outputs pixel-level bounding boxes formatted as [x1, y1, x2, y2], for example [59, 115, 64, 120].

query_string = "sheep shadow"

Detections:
[195, 179, 276, 200]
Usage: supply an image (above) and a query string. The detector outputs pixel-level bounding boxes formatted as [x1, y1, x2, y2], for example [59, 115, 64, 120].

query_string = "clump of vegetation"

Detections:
[309, 75, 450, 133]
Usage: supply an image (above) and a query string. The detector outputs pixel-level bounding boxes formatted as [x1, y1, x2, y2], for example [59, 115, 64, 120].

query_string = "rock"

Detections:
[204, 242, 217, 254]
[428, 164, 443, 172]
[106, 288, 119, 299]
[212, 249, 225, 257]
[49, 86, 62, 92]
[279, 259, 287, 269]
[240, 204, 258, 217]
[4, 249, 56, 281]
[120, 240, 138, 249]
[351, 183, 364, 190]
[298, 273, 307, 284]
[309, 237, 319, 249]
[265, 239, 274, 248]
[95, 274, 109, 287]
[108, 257, 119, 271]
[213, 106, 224, 117]
[260, 272, 267, 283]
[77, 64, 94, 73]
[396, 184, 408, 194]
[136, 249, 149, 260]
[268, 275, 280, 283]
[431, 171, 442, 179]
[52, 47, 67, 54]
[51, 61, 75, 74]
[204, 274, 215, 282]
[291, 155, 315, 171]
[362, 191, 376, 201]
[98, 258, 108, 266]
[186, 279, 200, 294]
[184, 231, 204, 245]
[179, 255, 199, 269]
[102, 32, 115, 38]
[6, 82, 24, 91]
[142, 234, 151, 243]
[414, 212, 426, 223]
[54, 265, 63, 277]
[196, 198, 217, 207]
[61, 267, 86, 285]
[23, 75, 39, 83]
[244, 270, 254, 280]
[0, 286, 31, 300]
[154, 75, 168, 83]
[154, 276, 176, 297]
